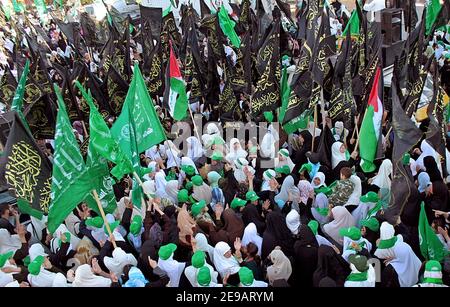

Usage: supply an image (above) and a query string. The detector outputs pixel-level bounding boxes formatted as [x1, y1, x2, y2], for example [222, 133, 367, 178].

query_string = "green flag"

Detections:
[342, 9, 360, 37]
[426, 0, 443, 35]
[1, 1, 11, 20]
[218, 4, 241, 48]
[283, 108, 312, 134]
[111, 63, 166, 172]
[279, 64, 290, 123]
[418, 202, 447, 262]
[12, 0, 24, 13]
[47, 84, 93, 233]
[74, 81, 133, 180]
[34, 0, 47, 18]
[11, 59, 31, 132]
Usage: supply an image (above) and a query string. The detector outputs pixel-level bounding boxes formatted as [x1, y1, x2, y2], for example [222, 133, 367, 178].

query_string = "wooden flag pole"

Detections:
[92, 189, 117, 249]
[312, 104, 318, 152]
[188, 106, 202, 142]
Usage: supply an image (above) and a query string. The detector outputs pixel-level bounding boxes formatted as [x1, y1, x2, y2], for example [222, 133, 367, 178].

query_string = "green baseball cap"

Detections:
[348, 254, 369, 272]
[192, 175, 204, 186]
[191, 200, 206, 217]
[238, 267, 254, 286]
[245, 191, 259, 202]
[28, 255, 45, 276]
[178, 189, 189, 203]
[185, 181, 194, 191]
[360, 218, 380, 232]
[212, 151, 223, 161]
[425, 260, 442, 274]
[130, 215, 143, 236]
[197, 266, 211, 286]
[339, 226, 362, 241]
[181, 165, 196, 176]
[0, 251, 14, 268]
[275, 165, 291, 175]
[308, 220, 319, 236]
[191, 251, 206, 268]
[279, 149, 289, 157]
[231, 198, 247, 209]
[85, 216, 104, 228]
[360, 192, 379, 203]
[299, 163, 312, 174]
[158, 243, 177, 260]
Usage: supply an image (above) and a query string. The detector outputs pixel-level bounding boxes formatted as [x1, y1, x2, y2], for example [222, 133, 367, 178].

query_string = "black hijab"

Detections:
[138, 241, 158, 281]
[262, 211, 294, 258]
[163, 205, 179, 245]
[291, 225, 319, 287]
[312, 245, 351, 287]
[423, 156, 443, 182]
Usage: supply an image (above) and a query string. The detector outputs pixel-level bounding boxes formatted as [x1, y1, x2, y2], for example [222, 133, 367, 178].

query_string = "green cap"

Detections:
[275, 165, 291, 175]
[85, 216, 104, 228]
[425, 260, 442, 273]
[191, 200, 206, 217]
[360, 192, 379, 203]
[130, 215, 143, 236]
[308, 220, 319, 236]
[192, 175, 204, 186]
[212, 151, 223, 161]
[264, 111, 274, 123]
[178, 189, 189, 203]
[104, 220, 120, 234]
[360, 218, 380, 232]
[158, 243, 177, 260]
[279, 149, 289, 157]
[0, 251, 14, 268]
[299, 163, 312, 174]
[191, 251, 206, 268]
[28, 255, 45, 276]
[238, 267, 254, 286]
[245, 191, 259, 202]
[348, 254, 369, 272]
[339, 226, 361, 241]
[231, 197, 247, 209]
[197, 266, 211, 286]
[181, 165, 196, 176]
[402, 153, 411, 166]
[185, 181, 194, 191]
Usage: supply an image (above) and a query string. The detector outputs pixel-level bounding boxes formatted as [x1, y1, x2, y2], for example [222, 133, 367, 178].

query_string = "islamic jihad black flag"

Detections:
[251, 20, 281, 120]
[0, 66, 17, 108]
[24, 94, 56, 139]
[0, 111, 52, 215]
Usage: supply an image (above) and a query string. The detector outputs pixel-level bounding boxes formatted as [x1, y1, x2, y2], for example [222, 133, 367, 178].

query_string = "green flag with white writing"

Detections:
[419, 202, 447, 262]
[11, 59, 31, 132]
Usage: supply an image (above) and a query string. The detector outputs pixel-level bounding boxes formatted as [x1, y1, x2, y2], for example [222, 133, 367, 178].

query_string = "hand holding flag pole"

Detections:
[92, 189, 117, 249]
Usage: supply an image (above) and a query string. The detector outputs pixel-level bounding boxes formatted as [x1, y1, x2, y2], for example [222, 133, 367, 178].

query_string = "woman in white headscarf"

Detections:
[187, 136, 204, 162]
[274, 148, 295, 172]
[164, 140, 181, 168]
[311, 172, 326, 190]
[72, 264, 112, 287]
[311, 193, 330, 225]
[165, 180, 179, 205]
[154, 171, 168, 199]
[266, 248, 292, 285]
[286, 209, 300, 235]
[233, 157, 254, 183]
[331, 142, 349, 169]
[226, 138, 248, 163]
[374, 222, 403, 260]
[332, 121, 349, 142]
[371, 159, 392, 190]
[275, 176, 301, 209]
[241, 223, 263, 256]
[416, 139, 441, 172]
[180, 157, 199, 174]
[213, 242, 241, 278]
[260, 124, 279, 159]
[103, 247, 138, 277]
[194, 233, 215, 263]
[27, 244, 68, 287]
[262, 169, 276, 191]
[384, 239, 422, 287]
[0, 229, 22, 254]
[345, 175, 362, 207]
[323, 206, 356, 245]
[157, 249, 186, 287]
[308, 121, 321, 138]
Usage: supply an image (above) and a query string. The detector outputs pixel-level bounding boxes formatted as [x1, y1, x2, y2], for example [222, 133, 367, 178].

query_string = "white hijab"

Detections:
[323, 206, 356, 245]
[374, 222, 403, 260]
[344, 263, 376, 287]
[311, 193, 330, 225]
[158, 255, 186, 287]
[371, 159, 392, 190]
[308, 121, 321, 138]
[261, 124, 279, 159]
[266, 249, 292, 285]
[104, 247, 138, 277]
[72, 264, 112, 287]
[195, 233, 215, 263]
[389, 241, 422, 287]
[155, 171, 168, 198]
[184, 263, 218, 287]
[241, 223, 263, 256]
[286, 209, 300, 235]
[341, 236, 373, 262]
[213, 242, 240, 278]
[416, 140, 441, 172]
[275, 176, 301, 206]
[345, 175, 362, 206]
[311, 172, 326, 189]
[331, 142, 347, 169]
[187, 136, 204, 161]
[181, 157, 199, 174]
[28, 268, 63, 287]
[165, 180, 179, 204]
[226, 138, 248, 162]
[164, 140, 181, 168]
[0, 229, 22, 254]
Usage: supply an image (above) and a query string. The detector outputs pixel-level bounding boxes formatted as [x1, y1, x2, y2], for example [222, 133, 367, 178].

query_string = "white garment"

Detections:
[195, 233, 215, 263]
[344, 264, 376, 287]
[241, 223, 263, 256]
[331, 142, 347, 169]
[165, 180, 179, 204]
[155, 171, 168, 198]
[226, 138, 248, 163]
[213, 242, 241, 278]
[275, 176, 301, 207]
[184, 263, 218, 287]
[72, 264, 112, 287]
[371, 159, 392, 190]
[260, 124, 279, 159]
[187, 136, 204, 161]
[389, 241, 422, 287]
[0, 229, 22, 254]
[374, 222, 403, 260]
[104, 247, 138, 277]
[181, 157, 199, 174]
[158, 255, 186, 287]
[352, 201, 377, 226]
[164, 140, 181, 168]
[345, 175, 362, 206]
[145, 145, 165, 161]
[316, 234, 334, 247]
[286, 210, 300, 235]
[323, 206, 356, 245]
[311, 193, 330, 225]
[28, 269, 63, 287]
[341, 236, 372, 263]
[416, 140, 441, 172]
[311, 172, 326, 189]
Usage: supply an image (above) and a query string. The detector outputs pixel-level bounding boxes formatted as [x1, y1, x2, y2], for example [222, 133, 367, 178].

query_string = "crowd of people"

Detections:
[1, 0, 450, 288]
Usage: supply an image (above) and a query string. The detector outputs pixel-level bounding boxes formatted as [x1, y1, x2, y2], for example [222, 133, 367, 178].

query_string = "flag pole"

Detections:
[188, 106, 202, 142]
[312, 104, 318, 152]
[92, 189, 117, 249]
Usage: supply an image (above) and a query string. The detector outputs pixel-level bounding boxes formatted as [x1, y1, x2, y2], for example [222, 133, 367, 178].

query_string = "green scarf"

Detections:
[315, 207, 329, 217]
[346, 271, 368, 282]
[345, 150, 350, 161]
[423, 277, 443, 285]
[378, 236, 397, 249]
[366, 201, 382, 218]
[314, 186, 332, 196]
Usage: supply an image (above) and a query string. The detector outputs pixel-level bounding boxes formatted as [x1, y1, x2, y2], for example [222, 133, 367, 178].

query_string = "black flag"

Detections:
[140, 5, 162, 74]
[105, 66, 129, 115]
[24, 94, 57, 140]
[0, 66, 17, 108]
[0, 112, 52, 216]
[80, 12, 97, 47]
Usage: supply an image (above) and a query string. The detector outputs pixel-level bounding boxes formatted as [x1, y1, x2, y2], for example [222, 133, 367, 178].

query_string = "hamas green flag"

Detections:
[12, 0, 24, 13]
[419, 202, 447, 262]
[74, 81, 133, 180]
[0, 1, 11, 20]
[11, 59, 31, 132]
[426, 0, 444, 35]
[34, 0, 47, 19]
[342, 9, 360, 37]
[279, 63, 290, 124]
[47, 84, 93, 234]
[218, 4, 241, 48]
[111, 63, 166, 172]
